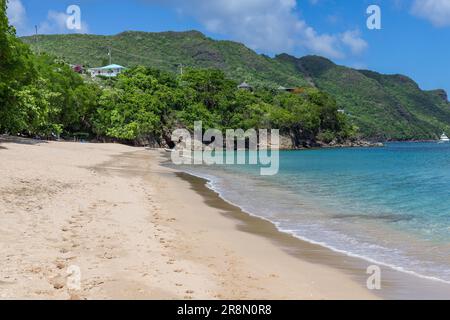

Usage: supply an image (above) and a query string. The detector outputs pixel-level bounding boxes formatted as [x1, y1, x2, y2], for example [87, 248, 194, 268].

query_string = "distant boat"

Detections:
[439, 132, 449, 143]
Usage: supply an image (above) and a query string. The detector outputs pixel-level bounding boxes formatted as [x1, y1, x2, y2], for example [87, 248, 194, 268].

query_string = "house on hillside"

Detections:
[70, 64, 84, 74]
[237, 82, 253, 91]
[88, 64, 126, 78]
[277, 86, 304, 94]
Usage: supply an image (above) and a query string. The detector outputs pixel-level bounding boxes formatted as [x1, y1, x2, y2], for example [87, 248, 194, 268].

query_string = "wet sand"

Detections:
[174, 172, 450, 299]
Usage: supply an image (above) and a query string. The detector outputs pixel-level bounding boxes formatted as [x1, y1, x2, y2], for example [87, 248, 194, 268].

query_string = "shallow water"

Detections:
[171, 142, 450, 283]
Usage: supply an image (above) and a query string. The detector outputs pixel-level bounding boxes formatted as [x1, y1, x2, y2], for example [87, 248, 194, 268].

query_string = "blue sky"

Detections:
[6, 0, 450, 94]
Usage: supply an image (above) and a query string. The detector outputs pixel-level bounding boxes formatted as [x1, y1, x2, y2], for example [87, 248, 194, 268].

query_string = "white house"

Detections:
[237, 82, 253, 91]
[88, 64, 126, 78]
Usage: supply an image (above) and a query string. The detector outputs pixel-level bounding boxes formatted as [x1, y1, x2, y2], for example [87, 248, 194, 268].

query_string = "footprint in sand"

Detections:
[49, 275, 66, 290]
[102, 252, 115, 260]
[59, 248, 70, 254]
[55, 261, 66, 270]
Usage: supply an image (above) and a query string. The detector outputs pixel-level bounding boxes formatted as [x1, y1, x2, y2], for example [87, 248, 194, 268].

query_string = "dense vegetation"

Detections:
[1, 1, 353, 148]
[21, 31, 450, 140]
[93, 67, 355, 146]
[0, 1, 100, 137]
[22, 31, 309, 89]
[276, 54, 450, 140]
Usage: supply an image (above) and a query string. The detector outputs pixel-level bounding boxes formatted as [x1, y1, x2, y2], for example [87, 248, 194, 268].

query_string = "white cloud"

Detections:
[411, 0, 450, 27]
[7, 0, 89, 36]
[301, 23, 345, 59]
[340, 30, 368, 55]
[6, 0, 29, 34]
[39, 10, 89, 35]
[149, 0, 367, 59]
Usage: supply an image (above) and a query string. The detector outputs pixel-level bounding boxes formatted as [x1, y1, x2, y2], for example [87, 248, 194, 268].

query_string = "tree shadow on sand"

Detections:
[0, 135, 48, 146]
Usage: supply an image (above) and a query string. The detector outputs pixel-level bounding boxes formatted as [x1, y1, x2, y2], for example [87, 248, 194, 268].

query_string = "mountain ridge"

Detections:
[21, 30, 450, 140]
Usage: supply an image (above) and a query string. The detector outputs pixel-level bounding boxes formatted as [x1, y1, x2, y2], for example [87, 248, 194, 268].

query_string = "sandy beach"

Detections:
[0, 136, 404, 299]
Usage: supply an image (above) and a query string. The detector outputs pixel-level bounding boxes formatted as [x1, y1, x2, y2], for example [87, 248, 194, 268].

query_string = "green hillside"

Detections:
[21, 31, 450, 140]
[276, 54, 450, 140]
[22, 31, 309, 88]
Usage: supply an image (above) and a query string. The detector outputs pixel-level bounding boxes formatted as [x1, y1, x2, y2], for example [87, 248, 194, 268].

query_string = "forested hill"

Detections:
[21, 30, 450, 140]
[276, 54, 450, 140]
[22, 31, 310, 88]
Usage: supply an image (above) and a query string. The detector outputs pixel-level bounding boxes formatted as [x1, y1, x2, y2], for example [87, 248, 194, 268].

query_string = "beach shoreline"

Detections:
[0, 137, 448, 299]
[172, 169, 450, 300]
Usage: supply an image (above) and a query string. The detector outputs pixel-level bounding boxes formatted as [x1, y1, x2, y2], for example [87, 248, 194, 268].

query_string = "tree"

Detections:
[34, 54, 101, 134]
[180, 68, 236, 110]
[94, 67, 173, 140]
[0, 0, 40, 134]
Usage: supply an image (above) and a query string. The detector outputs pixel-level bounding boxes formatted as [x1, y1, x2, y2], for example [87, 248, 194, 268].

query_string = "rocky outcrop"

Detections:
[128, 131, 384, 150]
[429, 89, 448, 103]
[319, 140, 384, 148]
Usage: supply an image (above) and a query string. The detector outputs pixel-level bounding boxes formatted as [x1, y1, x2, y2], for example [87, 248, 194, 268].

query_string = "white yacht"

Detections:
[440, 132, 449, 142]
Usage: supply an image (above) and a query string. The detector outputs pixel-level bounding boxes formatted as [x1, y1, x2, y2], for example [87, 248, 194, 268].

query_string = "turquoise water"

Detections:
[175, 142, 450, 283]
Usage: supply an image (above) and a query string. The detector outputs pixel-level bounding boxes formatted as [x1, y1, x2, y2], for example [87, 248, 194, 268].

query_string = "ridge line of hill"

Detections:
[21, 30, 450, 140]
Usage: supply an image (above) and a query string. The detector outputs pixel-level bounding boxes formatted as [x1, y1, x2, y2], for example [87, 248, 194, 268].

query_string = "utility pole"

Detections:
[108, 47, 112, 65]
[35, 25, 40, 55]
[173, 63, 185, 76]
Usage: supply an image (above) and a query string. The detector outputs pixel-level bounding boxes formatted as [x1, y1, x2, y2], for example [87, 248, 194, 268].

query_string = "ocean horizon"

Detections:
[172, 142, 450, 284]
